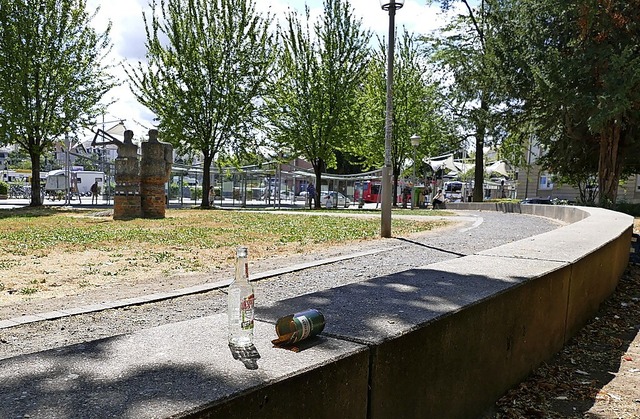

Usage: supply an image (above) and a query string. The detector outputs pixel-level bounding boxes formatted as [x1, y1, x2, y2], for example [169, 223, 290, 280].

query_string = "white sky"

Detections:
[85, 0, 456, 140]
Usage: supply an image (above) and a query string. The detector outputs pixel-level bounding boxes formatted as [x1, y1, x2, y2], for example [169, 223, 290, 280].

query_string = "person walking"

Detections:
[307, 182, 316, 209]
[90, 181, 99, 205]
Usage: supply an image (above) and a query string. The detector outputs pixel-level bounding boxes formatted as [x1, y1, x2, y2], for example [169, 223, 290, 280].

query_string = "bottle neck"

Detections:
[235, 255, 249, 282]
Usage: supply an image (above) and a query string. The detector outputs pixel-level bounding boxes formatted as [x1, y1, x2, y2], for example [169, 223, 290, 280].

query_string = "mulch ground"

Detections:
[489, 263, 640, 418]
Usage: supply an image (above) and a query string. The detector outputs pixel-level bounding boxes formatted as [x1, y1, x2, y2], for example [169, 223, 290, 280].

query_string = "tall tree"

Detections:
[127, 0, 276, 208]
[574, 1, 640, 206]
[489, 0, 640, 207]
[265, 0, 371, 208]
[0, 0, 117, 206]
[357, 29, 456, 205]
[426, 0, 503, 201]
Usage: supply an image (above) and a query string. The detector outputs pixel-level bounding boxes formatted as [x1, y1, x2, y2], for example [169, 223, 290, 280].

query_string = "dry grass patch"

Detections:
[0, 207, 447, 308]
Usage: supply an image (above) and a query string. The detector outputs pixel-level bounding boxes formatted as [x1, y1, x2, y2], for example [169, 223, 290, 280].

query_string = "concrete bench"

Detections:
[0, 315, 369, 418]
[0, 204, 633, 418]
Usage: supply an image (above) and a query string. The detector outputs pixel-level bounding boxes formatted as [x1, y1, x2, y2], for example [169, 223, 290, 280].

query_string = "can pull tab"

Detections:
[272, 309, 326, 351]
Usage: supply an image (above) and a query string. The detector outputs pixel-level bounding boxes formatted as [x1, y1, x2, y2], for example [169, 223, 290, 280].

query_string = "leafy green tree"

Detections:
[489, 0, 640, 207]
[0, 0, 117, 206]
[425, 0, 502, 202]
[424, 0, 524, 201]
[537, 128, 600, 205]
[73, 155, 99, 172]
[265, 0, 371, 208]
[357, 29, 457, 205]
[6, 148, 30, 170]
[579, 1, 640, 206]
[127, 0, 276, 208]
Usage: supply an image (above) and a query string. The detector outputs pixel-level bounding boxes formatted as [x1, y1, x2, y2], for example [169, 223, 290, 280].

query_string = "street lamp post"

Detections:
[410, 134, 421, 210]
[410, 134, 421, 181]
[64, 132, 71, 205]
[380, 0, 404, 237]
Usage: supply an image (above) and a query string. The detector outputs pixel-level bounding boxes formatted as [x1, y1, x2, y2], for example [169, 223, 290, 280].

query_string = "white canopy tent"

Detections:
[486, 160, 511, 177]
[423, 153, 455, 172]
[424, 153, 511, 178]
[423, 153, 475, 175]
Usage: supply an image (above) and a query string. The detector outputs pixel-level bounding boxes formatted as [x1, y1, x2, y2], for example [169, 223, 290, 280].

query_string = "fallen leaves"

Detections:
[491, 264, 640, 418]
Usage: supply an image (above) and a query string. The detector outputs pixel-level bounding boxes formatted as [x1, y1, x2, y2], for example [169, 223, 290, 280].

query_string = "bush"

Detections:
[0, 181, 8, 195]
[613, 202, 640, 217]
[190, 186, 202, 201]
[168, 182, 181, 199]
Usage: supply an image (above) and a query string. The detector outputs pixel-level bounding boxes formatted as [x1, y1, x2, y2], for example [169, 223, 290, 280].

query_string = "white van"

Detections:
[45, 170, 104, 195]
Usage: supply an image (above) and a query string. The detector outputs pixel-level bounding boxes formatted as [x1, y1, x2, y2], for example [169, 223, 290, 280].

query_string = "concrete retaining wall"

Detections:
[0, 204, 632, 418]
[259, 204, 632, 418]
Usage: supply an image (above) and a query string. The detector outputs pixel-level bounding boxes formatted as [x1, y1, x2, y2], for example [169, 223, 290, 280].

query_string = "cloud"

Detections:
[88, 0, 149, 60]
[86, 0, 453, 141]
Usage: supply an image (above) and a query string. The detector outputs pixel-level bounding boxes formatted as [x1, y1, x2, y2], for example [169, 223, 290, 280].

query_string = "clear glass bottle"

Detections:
[227, 246, 255, 347]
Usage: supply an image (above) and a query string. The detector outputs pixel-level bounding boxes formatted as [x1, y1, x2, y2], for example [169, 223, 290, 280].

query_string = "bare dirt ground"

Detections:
[0, 224, 402, 320]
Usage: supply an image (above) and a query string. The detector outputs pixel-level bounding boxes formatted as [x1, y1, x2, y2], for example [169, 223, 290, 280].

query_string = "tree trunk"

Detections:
[314, 164, 322, 210]
[393, 166, 399, 207]
[473, 136, 484, 202]
[473, 99, 488, 202]
[29, 146, 43, 207]
[201, 154, 213, 209]
[598, 122, 622, 208]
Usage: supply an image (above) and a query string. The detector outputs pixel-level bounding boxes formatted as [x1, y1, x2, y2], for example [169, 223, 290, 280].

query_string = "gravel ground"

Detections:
[0, 211, 562, 360]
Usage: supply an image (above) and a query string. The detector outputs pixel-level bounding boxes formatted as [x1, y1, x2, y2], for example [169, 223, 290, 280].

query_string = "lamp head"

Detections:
[410, 134, 421, 147]
[380, 0, 405, 11]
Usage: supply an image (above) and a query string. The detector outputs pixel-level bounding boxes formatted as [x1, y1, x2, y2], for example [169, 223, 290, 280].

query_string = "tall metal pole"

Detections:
[412, 146, 417, 182]
[64, 132, 71, 205]
[381, 3, 397, 238]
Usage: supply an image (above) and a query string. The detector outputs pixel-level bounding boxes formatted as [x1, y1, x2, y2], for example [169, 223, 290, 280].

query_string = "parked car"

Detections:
[320, 191, 351, 208]
[521, 197, 553, 205]
[279, 191, 295, 201]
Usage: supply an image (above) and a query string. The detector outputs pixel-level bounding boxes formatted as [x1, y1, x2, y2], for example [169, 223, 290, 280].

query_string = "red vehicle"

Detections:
[354, 181, 381, 203]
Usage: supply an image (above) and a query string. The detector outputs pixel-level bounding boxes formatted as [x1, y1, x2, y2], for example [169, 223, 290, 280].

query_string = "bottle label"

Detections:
[272, 309, 326, 347]
[296, 315, 312, 340]
[240, 294, 255, 330]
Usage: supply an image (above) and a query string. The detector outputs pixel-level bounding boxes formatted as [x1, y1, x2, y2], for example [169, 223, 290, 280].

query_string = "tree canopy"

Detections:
[127, 0, 276, 208]
[264, 0, 371, 208]
[486, 0, 640, 206]
[356, 29, 457, 204]
[0, 0, 117, 205]
[424, 0, 506, 201]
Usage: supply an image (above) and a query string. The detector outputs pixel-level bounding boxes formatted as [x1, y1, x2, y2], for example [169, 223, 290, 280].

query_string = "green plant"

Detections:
[0, 181, 8, 195]
[190, 186, 203, 201]
[152, 251, 172, 263]
[168, 182, 181, 199]
[20, 287, 38, 295]
[614, 202, 640, 217]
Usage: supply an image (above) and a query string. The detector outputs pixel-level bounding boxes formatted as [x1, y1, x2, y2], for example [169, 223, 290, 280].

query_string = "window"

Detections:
[539, 172, 554, 190]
